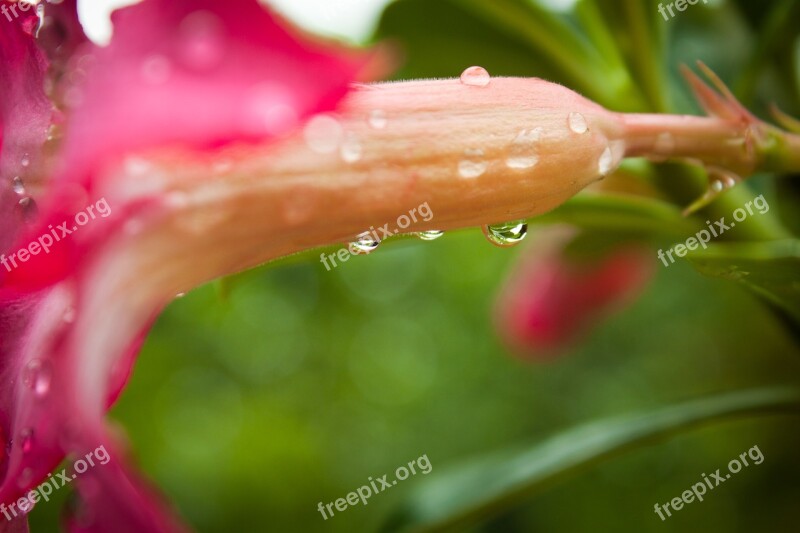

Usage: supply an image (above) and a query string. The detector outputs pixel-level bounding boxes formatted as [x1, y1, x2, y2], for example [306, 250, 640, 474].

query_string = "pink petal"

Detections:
[1, 1, 370, 530]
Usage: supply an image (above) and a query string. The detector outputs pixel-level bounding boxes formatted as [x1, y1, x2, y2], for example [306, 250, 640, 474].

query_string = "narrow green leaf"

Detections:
[382, 387, 800, 533]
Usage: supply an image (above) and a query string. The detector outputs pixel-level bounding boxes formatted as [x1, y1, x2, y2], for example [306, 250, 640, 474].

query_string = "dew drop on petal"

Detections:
[340, 133, 363, 163]
[417, 230, 444, 241]
[459, 149, 488, 179]
[460, 66, 491, 87]
[568, 112, 588, 134]
[304, 114, 343, 154]
[368, 110, 387, 129]
[350, 231, 380, 254]
[12, 177, 25, 195]
[17, 197, 38, 224]
[19, 428, 34, 454]
[22, 359, 52, 397]
[178, 10, 226, 71]
[483, 221, 528, 247]
[21, 154, 30, 167]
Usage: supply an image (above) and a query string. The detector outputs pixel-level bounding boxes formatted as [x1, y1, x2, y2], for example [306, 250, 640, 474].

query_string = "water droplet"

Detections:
[141, 55, 172, 85]
[568, 112, 588, 134]
[417, 230, 444, 241]
[598, 143, 618, 176]
[654, 132, 675, 154]
[458, 149, 488, 179]
[710, 179, 724, 193]
[350, 231, 380, 254]
[483, 221, 528, 247]
[12, 177, 25, 195]
[304, 114, 343, 154]
[17, 197, 38, 224]
[340, 133, 362, 163]
[21, 154, 30, 167]
[368, 110, 387, 129]
[35, 2, 46, 38]
[19, 428, 34, 454]
[22, 359, 52, 397]
[460, 66, 491, 87]
[178, 10, 226, 71]
[175, 292, 186, 299]
[63, 306, 76, 324]
[506, 128, 541, 170]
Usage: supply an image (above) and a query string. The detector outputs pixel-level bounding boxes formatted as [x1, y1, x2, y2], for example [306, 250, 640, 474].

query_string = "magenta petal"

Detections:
[60, 0, 369, 180]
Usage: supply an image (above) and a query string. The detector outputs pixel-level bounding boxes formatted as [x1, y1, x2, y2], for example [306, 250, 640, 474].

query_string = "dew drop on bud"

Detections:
[460, 66, 491, 87]
[483, 221, 528, 247]
[417, 230, 444, 241]
[304, 114, 343, 154]
[368, 110, 387, 129]
[568, 112, 588, 134]
[506, 128, 541, 170]
[459, 149, 488, 179]
[340, 133, 363, 163]
[350, 232, 380, 254]
[23, 359, 53, 397]
[598, 146, 614, 176]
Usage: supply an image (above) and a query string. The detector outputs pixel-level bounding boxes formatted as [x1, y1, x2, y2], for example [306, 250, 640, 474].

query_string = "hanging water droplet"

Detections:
[568, 112, 588, 134]
[340, 133, 362, 163]
[350, 231, 380, 254]
[12, 177, 25, 195]
[460, 66, 491, 87]
[22, 359, 52, 397]
[368, 110, 387, 129]
[483, 221, 528, 247]
[17, 197, 38, 224]
[417, 230, 444, 241]
[458, 149, 488, 179]
[506, 128, 541, 170]
[304, 114, 343, 154]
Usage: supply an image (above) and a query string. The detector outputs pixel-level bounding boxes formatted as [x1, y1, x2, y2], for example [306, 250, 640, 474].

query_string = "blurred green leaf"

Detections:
[382, 387, 800, 533]
[375, 0, 646, 110]
[687, 239, 800, 323]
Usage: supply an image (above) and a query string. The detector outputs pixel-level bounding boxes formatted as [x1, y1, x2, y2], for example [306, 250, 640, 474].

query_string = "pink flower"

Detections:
[0, 1, 368, 530]
[494, 229, 655, 358]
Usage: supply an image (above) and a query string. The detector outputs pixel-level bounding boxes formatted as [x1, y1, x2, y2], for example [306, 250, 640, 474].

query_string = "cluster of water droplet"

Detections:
[11, 154, 39, 224]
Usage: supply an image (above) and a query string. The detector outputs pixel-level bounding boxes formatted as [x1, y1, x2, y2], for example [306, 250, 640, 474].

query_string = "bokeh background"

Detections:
[31, 0, 800, 531]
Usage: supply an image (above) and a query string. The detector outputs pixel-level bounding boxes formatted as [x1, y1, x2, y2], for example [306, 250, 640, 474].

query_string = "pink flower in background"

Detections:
[0, 0, 368, 530]
[495, 229, 655, 359]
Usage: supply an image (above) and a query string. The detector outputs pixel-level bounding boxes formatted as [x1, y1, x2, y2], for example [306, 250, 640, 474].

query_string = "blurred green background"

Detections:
[32, 0, 800, 531]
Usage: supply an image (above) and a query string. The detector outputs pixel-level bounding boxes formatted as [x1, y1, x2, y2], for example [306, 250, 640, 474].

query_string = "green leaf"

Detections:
[687, 239, 800, 323]
[381, 387, 800, 533]
[532, 192, 700, 239]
